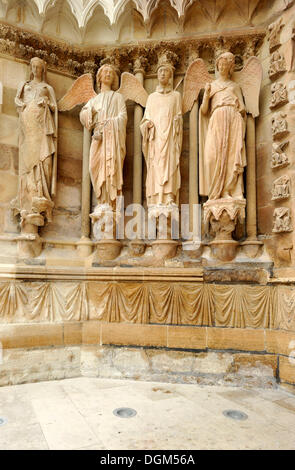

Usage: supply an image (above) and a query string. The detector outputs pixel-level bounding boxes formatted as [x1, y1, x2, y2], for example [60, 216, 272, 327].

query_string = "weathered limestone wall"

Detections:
[0, 322, 294, 391]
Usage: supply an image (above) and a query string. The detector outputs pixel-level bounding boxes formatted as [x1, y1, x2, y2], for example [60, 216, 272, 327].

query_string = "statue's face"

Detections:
[31, 60, 44, 80]
[158, 66, 171, 86]
[100, 66, 114, 87]
[218, 57, 233, 77]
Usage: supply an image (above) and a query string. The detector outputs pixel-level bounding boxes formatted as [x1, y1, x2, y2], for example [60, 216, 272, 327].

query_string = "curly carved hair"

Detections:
[96, 64, 119, 91]
[216, 52, 236, 76]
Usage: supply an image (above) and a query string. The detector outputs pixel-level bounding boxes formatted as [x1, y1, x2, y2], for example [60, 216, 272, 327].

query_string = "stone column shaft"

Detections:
[246, 115, 257, 239]
[133, 69, 144, 206]
[77, 127, 92, 257]
[189, 100, 199, 235]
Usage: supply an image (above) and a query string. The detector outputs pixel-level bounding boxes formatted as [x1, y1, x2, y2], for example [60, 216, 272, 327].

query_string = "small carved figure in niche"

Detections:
[12, 57, 57, 234]
[269, 51, 286, 79]
[272, 112, 288, 139]
[272, 175, 290, 200]
[268, 17, 284, 52]
[271, 141, 289, 169]
[273, 207, 292, 233]
[270, 82, 288, 108]
[271, 142, 290, 168]
[140, 54, 183, 206]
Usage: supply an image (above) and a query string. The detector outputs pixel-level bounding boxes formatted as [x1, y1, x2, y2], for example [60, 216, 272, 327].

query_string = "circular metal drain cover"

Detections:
[223, 409, 248, 421]
[0, 418, 7, 426]
[113, 407, 137, 418]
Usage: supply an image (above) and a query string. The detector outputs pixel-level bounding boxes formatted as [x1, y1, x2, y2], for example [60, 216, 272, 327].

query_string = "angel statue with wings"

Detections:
[183, 52, 262, 202]
[58, 63, 148, 213]
[182, 52, 262, 260]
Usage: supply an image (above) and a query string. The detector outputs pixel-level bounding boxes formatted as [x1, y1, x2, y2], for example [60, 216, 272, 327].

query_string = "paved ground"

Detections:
[0, 377, 294, 450]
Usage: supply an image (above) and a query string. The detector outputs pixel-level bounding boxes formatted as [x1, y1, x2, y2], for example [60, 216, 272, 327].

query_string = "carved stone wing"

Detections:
[182, 58, 213, 114]
[234, 57, 263, 118]
[117, 72, 148, 107]
[58, 73, 97, 111]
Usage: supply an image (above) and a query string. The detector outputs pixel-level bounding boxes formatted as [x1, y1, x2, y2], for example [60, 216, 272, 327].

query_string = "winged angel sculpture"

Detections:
[58, 63, 148, 208]
[182, 52, 262, 202]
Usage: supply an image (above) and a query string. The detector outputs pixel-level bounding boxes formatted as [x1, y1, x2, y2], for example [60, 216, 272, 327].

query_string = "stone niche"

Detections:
[0, 0, 294, 392]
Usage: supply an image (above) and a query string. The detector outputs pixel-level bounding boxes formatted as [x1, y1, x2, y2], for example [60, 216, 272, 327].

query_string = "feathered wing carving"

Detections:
[58, 73, 97, 111]
[117, 72, 148, 107]
[234, 57, 263, 118]
[182, 59, 213, 114]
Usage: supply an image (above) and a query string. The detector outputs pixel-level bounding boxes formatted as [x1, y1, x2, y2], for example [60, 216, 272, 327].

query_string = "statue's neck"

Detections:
[32, 78, 42, 84]
[156, 84, 172, 94]
[101, 84, 112, 93]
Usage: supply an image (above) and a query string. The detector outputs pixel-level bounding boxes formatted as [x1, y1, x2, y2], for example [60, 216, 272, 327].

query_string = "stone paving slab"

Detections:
[0, 378, 294, 450]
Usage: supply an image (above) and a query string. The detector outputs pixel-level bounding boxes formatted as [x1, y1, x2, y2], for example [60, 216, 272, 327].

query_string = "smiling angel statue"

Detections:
[182, 52, 262, 202]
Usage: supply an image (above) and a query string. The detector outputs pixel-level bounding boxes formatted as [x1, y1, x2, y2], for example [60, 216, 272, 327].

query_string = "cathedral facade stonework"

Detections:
[0, 0, 294, 390]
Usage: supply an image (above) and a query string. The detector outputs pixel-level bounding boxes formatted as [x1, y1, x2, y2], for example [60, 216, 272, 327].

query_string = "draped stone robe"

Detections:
[199, 79, 246, 201]
[140, 86, 183, 206]
[14, 80, 57, 222]
[80, 91, 127, 206]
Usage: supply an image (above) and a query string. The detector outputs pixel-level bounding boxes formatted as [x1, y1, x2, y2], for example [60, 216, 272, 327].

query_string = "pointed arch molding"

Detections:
[0, 0, 271, 33]
[31, 0, 197, 29]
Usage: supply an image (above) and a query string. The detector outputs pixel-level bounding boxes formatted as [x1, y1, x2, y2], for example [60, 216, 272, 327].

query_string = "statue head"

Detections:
[157, 65, 173, 87]
[96, 64, 119, 91]
[216, 52, 235, 77]
[156, 51, 177, 89]
[30, 57, 47, 82]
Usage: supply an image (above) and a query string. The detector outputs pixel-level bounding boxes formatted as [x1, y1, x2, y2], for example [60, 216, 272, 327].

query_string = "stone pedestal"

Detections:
[90, 204, 122, 260]
[204, 198, 246, 262]
[148, 203, 179, 260]
[17, 211, 45, 258]
[151, 239, 178, 260]
[129, 239, 146, 257]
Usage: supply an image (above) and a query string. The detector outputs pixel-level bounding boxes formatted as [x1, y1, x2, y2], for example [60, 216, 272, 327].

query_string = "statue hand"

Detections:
[93, 129, 103, 142]
[204, 83, 211, 98]
[37, 97, 49, 107]
[147, 120, 154, 129]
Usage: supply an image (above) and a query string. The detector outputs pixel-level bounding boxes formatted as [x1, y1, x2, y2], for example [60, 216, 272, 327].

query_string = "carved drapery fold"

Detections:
[0, 281, 290, 331]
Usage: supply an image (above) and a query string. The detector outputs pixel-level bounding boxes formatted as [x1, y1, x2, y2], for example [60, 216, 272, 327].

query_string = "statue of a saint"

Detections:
[140, 58, 183, 206]
[79, 64, 127, 208]
[13, 57, 57, 226]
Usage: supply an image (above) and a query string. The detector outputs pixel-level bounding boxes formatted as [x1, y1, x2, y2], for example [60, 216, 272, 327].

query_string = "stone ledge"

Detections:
[0, 265, 203, 282]
[266, 329, 295, 355]
[207, 327, 265, 352]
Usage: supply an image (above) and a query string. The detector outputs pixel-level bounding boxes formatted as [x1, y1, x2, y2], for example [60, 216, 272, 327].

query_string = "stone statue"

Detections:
[58, 62, 148, 257]
[186, 52, 262, 260]
[198, 52, 261, 201]
[59, 64, 148, 207]
[12, 57, 57, 257]
[79, 64, 127, 208]
[140, 56, 183, 207]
